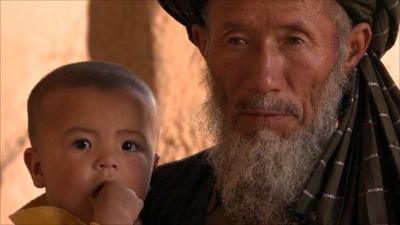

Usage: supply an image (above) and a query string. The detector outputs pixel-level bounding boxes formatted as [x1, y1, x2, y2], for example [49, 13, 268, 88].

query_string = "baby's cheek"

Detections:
[129, 172, 151, 199]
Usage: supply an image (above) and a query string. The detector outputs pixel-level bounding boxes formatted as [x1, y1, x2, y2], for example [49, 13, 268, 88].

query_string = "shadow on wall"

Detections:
[88, 0, 156, 92]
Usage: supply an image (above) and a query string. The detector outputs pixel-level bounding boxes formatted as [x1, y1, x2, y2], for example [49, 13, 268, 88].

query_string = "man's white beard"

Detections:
[203, 60, 349, 224]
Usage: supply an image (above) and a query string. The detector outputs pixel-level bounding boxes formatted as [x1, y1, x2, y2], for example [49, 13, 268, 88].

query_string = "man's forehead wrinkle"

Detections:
[209, 0, 327, 28]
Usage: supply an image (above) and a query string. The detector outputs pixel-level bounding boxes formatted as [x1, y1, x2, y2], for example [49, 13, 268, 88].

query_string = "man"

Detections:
[142, 0, 400, 225]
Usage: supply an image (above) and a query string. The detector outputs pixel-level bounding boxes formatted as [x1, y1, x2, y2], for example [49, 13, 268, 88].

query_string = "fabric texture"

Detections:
[337, 0, 400, 57]
[157, 0, 400, 224]
[9, 206, 87, 225]
[142, 150, 215, 225]
[292, 51, 400, 224]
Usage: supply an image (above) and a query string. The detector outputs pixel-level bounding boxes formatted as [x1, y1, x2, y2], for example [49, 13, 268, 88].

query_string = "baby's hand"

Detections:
[92, 181, 143, 225]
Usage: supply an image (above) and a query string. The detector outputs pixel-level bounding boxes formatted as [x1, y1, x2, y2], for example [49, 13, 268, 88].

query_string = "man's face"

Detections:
[202, 0, 340, 137]
[32, 87, 157, 223]
[197, 0, 351, 223]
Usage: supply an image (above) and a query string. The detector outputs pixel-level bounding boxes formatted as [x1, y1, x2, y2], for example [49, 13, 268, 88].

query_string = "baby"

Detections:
[10, 61, 159, 225]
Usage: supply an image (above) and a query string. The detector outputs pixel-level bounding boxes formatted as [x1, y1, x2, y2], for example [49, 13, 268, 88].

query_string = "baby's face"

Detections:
[31, 86, 157, 222]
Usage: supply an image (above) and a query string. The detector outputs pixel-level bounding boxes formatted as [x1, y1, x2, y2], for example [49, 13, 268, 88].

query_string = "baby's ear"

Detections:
[24, 147, 46, 188]
[153, 153, 160, 169]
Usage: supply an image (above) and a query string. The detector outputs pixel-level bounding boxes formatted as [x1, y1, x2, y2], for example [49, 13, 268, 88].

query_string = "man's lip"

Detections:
[237, 110, 294, 118]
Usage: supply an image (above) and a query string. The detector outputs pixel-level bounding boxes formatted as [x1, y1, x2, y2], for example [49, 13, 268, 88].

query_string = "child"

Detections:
[9, 61, 159, 225]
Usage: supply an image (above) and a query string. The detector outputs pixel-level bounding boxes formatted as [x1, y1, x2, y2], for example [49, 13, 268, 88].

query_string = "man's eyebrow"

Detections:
[220, 21, 254, 32]
[283, 21, 311, 32]
[221, 21, 245, 29]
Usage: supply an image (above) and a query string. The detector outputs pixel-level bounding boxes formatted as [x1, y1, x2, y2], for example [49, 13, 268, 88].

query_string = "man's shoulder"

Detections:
[152, 149, 213, 181]
[149, 149, 215, 193]
[142, 149, 215, 225]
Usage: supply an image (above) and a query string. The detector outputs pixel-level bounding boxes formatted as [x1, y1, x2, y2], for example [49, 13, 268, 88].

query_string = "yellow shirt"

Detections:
[9, 206, 86, 225]
[10, 196, 143, 225]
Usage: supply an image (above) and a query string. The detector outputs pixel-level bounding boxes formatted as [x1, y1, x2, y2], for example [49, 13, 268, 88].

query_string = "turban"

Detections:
[158, 0, 400, 224]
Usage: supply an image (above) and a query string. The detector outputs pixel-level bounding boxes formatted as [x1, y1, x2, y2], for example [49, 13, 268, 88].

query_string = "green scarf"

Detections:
[158, 0, 400, 224]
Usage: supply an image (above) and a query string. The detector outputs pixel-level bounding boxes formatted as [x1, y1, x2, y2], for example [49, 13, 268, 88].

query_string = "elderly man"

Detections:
[142, 0, 400, 225]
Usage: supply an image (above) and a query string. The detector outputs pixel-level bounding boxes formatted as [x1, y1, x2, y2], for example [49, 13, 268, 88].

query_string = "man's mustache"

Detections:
[233, 94, 303, 120]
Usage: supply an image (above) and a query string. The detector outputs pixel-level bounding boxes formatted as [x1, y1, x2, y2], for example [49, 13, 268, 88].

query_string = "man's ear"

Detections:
[24, 147, 46, 188]
[343, 22, 372, 74]
[153, 153, 160, 169]
[191, 24, 209, 57]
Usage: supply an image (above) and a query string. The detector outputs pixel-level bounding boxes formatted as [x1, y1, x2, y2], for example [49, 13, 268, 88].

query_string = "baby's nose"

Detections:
[95, 155, 118, 169]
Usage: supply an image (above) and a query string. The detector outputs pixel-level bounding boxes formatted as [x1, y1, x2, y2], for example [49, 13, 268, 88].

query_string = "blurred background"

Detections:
[0, 1, 398, 224]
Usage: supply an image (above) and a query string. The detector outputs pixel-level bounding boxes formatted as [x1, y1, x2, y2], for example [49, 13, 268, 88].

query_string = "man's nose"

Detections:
[250, 43, 286, 92]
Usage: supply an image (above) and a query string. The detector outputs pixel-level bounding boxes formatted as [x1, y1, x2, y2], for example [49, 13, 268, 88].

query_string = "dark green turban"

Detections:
[158, 0, 400, 224]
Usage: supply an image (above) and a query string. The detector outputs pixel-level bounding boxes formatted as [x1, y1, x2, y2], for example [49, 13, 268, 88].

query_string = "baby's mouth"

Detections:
[92, 183, 105, 199]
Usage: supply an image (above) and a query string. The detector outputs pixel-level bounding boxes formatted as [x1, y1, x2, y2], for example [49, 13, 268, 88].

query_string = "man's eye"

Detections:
[122, 141, 138, 152]
[286, 36, 305, 45]
[73, 139, 91, 150]
[227, 37, 248, 46]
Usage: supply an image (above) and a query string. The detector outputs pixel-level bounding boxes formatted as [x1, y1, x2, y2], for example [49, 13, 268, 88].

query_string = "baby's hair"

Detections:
[28, 61, 156, 146]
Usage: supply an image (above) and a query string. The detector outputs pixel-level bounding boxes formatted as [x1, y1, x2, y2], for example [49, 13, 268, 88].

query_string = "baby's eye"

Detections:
[73, 139, 91, 150]
[122, 141, 138, 152]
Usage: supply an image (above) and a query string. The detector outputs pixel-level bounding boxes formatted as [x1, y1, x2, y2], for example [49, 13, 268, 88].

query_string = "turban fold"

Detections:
[158, 0, 400, 224]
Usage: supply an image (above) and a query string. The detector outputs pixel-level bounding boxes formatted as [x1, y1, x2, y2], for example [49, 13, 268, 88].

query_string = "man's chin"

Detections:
[231, 121, 305, 139]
